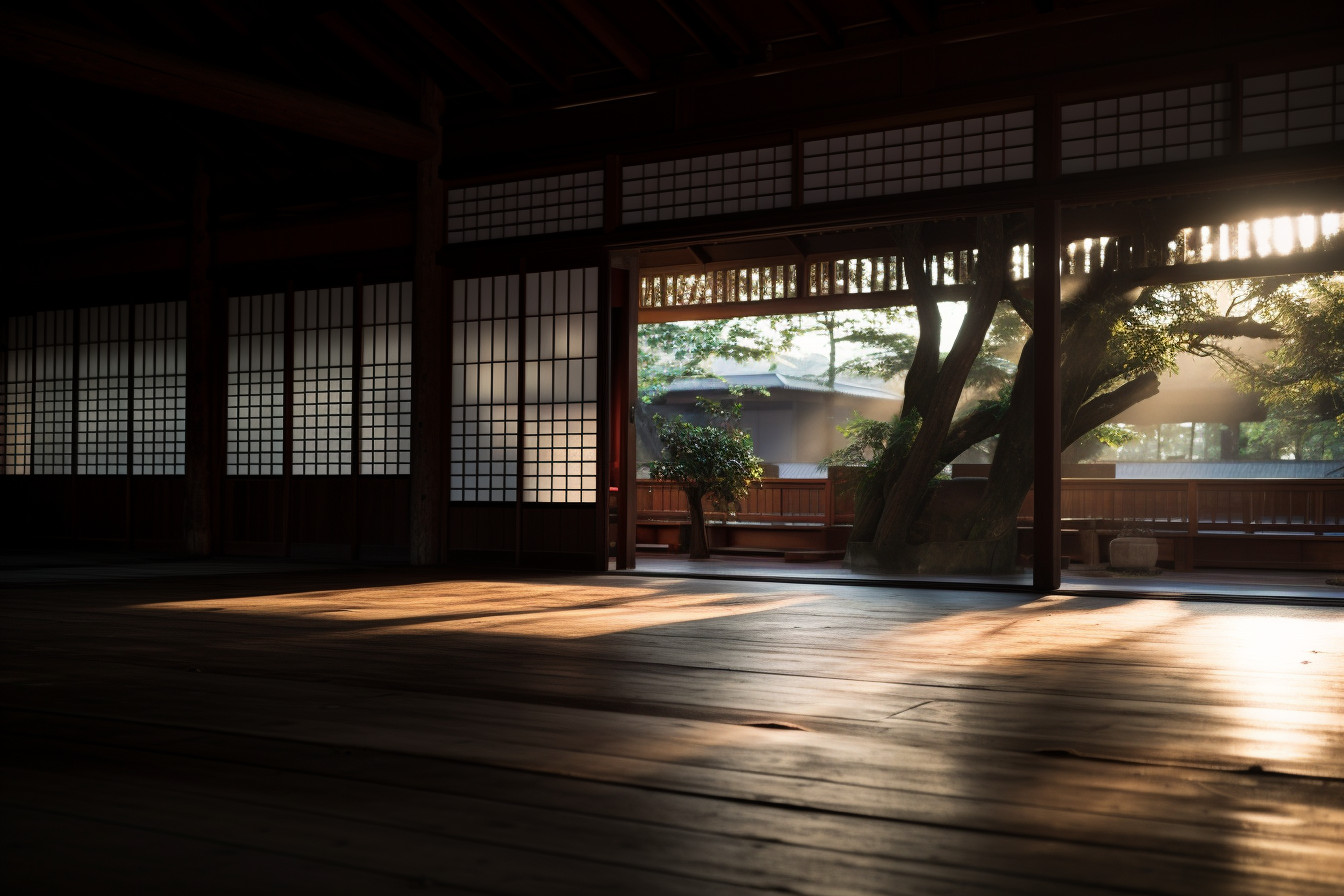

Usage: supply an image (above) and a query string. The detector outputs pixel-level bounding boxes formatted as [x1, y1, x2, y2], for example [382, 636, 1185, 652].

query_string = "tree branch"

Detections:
[1064, 372, 1160, 446]
[1177, 317, 1282, 340]
[938, 404, 1004, 463]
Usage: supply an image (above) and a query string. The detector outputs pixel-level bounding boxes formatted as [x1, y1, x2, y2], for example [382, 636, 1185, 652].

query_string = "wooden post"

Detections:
[409, 77, 446, 565]
[609, 259, 638, 569]
[1033, 200, 1062, 590]
[350, 276, 364, 561]
[282, 284, 294, 557]
[598, 264, 615, 571]
[1187, 480, 1199, 537]
[185, 162, 216, 556]
[1032, 89, 1062, 591]
[124, 303, 135, 546]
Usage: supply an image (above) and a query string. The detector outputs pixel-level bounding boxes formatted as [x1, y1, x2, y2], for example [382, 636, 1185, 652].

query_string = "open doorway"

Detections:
[615, 208, 1344, 600]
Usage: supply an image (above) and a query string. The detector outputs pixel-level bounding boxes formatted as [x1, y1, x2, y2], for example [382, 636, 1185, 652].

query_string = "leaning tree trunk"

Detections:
[963, 269, 1160, 544]
[868, 217, 1007, 559]
[847, 224, 943, 547]
[683, 487, 710, 559]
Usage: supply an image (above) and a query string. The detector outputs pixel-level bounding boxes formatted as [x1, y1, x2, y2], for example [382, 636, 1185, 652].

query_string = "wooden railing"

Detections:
[636, 475, 857, 526]
[1027, 479, 1344, 535]
[636, 476, 1343, 535]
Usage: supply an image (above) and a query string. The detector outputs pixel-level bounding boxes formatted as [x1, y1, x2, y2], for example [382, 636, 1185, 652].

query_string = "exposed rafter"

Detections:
[655, 0, 720, 60]
[555, 0, 653, 81]
[381, 0, 512, 102]
[687, 0, 753, 58]
[0, 9, 437, 160]
[786, 0, 841, 47]
[317, 10, 418, 95]
[454, 0, 567, 92]
[886, 0, 931, 35]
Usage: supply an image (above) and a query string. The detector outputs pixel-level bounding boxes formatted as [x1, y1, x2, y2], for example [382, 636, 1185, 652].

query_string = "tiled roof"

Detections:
[659, 373, 901, 401]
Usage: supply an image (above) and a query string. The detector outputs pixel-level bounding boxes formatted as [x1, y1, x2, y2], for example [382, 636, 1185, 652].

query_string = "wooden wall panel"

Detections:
[289, 477, 356, 559]
[358, 476, 410, 561]
[220, 478, 286, 556]
[447, 505, 516, 564]
[520, 503, 600, 569]
[130, 476, 187, 550]
[0, 477, 75, 544]
[68, 477, 128, 542]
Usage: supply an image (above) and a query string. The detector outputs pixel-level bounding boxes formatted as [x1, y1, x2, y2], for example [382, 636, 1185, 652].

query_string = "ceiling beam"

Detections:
[786, 0, 841, 47]
[0, 9, 437, 160]
[454, 0, 567, 92]
[317, 10, 418, 95]
[887, 0, 931, 35]
[555, 0, 653, 81]
[381, 0, 511, 102]
[655, 0, 709, 54]
[688, 0, 753, 58]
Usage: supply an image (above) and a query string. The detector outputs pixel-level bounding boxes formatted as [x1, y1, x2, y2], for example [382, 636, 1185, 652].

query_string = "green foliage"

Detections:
[1105, 283, 1222, 387]
[637, 319, 788, 401]
[1089, 423, 1138, 448]
[820, 410, 924, 485]
[648, 398, 765, 510]
[820, 412, 904, 469]
[1232, 275, 1344, 457]
[965, 303, 1029, 390]
[1062, 423, 1138, 463]
[818, 308, 920, 384]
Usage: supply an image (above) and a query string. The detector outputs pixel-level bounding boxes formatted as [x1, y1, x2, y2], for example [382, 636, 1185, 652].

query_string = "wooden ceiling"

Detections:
[3, 1, 1341, 251]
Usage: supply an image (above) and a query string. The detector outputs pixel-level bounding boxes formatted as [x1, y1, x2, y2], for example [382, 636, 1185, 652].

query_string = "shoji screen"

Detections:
[523, 268, 599, 504]
[448, 265, 605, 568]
[77, 305, 130, 475]
[132, 301, 186, 475]
[292, 287, 355, 476]
[33, 310, 74, 475]
[360, 282, 412, 475]
[226, 294, 285, 476]
[4, 316, 34, 474]
[450, 275, 519, 502]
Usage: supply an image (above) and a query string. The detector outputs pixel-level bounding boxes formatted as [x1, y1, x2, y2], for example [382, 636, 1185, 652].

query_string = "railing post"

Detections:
[1187, 480, 1198, 536]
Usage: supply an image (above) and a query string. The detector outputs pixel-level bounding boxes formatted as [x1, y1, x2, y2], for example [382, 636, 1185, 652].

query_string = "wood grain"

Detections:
[3, 568, 1342, 894]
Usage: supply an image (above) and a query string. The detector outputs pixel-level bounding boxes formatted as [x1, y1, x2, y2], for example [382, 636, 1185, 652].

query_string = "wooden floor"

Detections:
[3, 566, 1343, 894]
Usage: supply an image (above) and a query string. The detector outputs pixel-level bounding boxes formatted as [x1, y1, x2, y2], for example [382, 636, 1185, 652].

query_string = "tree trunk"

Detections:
[869, 217, 1006, 557]
[684, 488, 710, 559]
[967, 338, 1038, 541]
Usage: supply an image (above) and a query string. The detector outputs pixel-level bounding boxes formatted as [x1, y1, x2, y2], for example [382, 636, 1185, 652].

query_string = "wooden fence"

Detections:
[1036, 479, 1344, 535]
[636, 475, 856, 526]
[637, 476, 1343, 535]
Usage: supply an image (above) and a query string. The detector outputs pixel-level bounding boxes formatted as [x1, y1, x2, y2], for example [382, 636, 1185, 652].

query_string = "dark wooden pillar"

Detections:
[1032, 198, 1062, 591]
[185, 162, 217, 555]
[609, 257, 638, 570]
[410, 77, 446, 565]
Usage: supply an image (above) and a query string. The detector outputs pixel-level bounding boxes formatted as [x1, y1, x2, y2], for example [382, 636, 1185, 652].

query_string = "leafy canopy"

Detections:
[648, 398, 764, 508]
[1226, 274, 1344, 459]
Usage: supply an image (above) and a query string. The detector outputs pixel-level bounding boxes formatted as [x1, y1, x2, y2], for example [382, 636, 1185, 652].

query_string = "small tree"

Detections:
[649, 398, 764, 559]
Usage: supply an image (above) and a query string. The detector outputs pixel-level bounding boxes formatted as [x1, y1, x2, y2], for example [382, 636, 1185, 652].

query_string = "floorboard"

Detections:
[3, 567, 1343, 894]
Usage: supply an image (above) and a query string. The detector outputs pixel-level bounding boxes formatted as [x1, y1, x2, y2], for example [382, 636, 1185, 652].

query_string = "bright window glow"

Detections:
[1272, 216, 1296, 256]
[1253, 218, 1274, 257]
[1298, 215, 1318, 251]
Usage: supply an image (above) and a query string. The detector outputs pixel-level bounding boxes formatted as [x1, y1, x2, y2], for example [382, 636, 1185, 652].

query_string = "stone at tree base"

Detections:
[1109, 536, 1158, 570]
